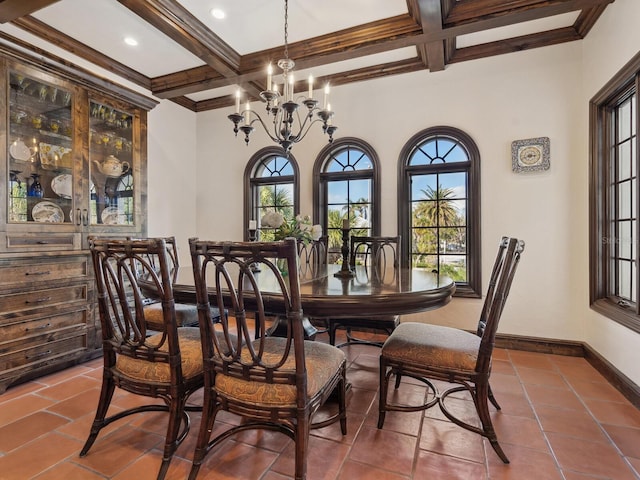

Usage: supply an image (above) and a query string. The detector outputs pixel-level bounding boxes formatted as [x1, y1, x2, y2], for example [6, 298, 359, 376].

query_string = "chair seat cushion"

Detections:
[116, 327, 203, 382]
[382, 322, 480, 372]
[144, 302, 199, 329]
[215, 337, 345, 407]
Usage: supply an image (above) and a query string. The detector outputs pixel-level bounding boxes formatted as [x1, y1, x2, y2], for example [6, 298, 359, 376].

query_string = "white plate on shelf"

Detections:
[51, 174, 72, 199]
[10, 140, 31, 161]
[101, 206, 120, 225]
[39, 143, 71, 170]
[32, 201, 64, 223]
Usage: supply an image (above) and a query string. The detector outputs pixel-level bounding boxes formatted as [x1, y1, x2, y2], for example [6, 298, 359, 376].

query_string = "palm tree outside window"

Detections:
[399, 126, 481, 297]
[244, 147, 300, 241]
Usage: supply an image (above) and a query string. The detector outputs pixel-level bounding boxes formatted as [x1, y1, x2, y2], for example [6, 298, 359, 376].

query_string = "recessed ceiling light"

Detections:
[210, 8, 225, 20]
[124, 37, 138, 46]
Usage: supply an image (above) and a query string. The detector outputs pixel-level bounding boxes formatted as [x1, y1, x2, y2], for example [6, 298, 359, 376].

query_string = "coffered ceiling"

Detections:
[0, 0, 616, 112]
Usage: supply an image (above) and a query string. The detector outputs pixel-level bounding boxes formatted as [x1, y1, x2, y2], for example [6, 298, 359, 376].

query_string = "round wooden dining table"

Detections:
[171, 262, 455, 322]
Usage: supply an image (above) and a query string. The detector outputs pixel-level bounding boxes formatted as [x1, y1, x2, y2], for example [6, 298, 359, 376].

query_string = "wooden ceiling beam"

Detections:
[412, 0, 445, 72]
[445, 0, 613, 26]
[152, 15, 422, 98]
[116, 0, 241, 77]
[0, 0, 59, 23]
[574, 5, 609, 37]
[193, 58, 427, 112]
[450, 26, 581, 64]
[12, 15, 151, 89]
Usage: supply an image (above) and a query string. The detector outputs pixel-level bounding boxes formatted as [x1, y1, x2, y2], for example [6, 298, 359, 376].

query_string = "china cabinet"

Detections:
[0, 47, 157, 393]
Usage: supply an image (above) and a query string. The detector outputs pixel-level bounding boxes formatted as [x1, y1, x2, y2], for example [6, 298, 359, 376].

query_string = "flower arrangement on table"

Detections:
[260, 211, 322, 244]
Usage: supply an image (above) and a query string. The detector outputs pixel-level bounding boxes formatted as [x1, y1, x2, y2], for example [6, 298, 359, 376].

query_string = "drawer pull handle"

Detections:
[37, 240, 49, 244]
[25, 323, 51, 332]
[26, 350, 52, 360]
[25, 271, 51, 276]
[25, 297, 52, 304]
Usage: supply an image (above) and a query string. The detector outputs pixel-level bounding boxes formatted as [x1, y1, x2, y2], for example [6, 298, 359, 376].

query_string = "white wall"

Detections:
[147, 100, 197, 265]
[578, 0, 640, 385]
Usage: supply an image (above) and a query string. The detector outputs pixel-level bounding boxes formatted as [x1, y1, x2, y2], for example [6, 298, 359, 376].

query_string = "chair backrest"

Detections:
[298, 236, 327, 276]
[89, 237, 181, 367]
[189, 238, 307, 396]
[350, 236, 400, 281]
[476, 236, 525, 373]
[128, 236, 180, 284]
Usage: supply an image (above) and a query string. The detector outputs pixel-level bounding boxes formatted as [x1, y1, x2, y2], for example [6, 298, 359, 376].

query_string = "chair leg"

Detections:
[377, 356, 388, 429]
[339, 366, 347, 435]
[188, 388, 218, 480]
[294, 414, 311, 480]
[80, 374, 116, 456]
[157, 396, 189, 480]
[328, 320, 337, 346]
[475, 382, 509, 463]
[488, 383, 501, 410]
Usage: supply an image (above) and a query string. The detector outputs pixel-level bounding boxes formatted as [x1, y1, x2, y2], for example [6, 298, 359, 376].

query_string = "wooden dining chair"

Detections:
[378, 236, 525, 463]
[130, 236, 224, 329]
[81, 237, 204, 480]
[328, 235, 401, 347]
[188, 238, 347, 480]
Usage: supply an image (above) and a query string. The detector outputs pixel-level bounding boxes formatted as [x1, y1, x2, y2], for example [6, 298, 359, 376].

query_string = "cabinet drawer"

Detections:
[1, 233, 80, 252]
[0, 258, 90, 287]
[0, 285, 88, 315]
[0, 334, 88, 374]
[0, 310, 88, 344]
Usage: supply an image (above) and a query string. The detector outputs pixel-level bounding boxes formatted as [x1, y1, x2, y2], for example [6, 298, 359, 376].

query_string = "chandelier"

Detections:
[228, 0, 337, 154]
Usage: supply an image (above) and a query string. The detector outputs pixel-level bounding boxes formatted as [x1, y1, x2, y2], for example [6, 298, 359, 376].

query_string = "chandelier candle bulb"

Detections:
[324, 84, 330, 109]
[308, 75, 313, 98]
[249, 220, 257, 230]
[235, 90, 240, 113]
[244, 102, 251, 125]
[267, 64, 273, 91]
[289, 74, 294, 100]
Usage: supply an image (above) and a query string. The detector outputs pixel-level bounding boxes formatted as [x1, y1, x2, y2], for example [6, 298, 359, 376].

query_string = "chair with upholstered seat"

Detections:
[377, 236, 525, 463]
[188, 237, 347, 480]
[81, 237, 204, 480]
[130, 236, 224, 330]
[328, 235, 401, 347]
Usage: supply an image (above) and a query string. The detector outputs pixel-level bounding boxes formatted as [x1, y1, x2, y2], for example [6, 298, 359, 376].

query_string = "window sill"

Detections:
[591, 298, 640, 335]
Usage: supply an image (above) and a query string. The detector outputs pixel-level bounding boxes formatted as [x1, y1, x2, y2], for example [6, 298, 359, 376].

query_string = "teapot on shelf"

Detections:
[93, 155, 130, 177]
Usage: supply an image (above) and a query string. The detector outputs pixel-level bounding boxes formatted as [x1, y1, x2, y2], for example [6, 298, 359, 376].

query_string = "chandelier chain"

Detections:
[283, 0, 289, 60]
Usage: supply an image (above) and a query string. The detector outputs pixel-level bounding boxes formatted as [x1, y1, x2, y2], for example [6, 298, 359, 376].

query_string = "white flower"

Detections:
[311, 224, 323, 241]
[260, 211, 284, 228]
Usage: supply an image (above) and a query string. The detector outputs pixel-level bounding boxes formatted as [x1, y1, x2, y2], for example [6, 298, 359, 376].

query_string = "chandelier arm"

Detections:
[289, 117, 329, 143]
[249, 111, 282, 144]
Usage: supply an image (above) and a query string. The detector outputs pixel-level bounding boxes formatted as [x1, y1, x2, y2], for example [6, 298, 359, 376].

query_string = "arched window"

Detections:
[313, 138, 380, 261]
[398, 126, 481, 297]
[244, 147, 300, 240]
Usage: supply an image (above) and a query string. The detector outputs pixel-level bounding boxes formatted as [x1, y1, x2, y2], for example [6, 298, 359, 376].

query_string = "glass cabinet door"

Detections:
[8, 71, 74, 224]
[88, 100, 135, 226]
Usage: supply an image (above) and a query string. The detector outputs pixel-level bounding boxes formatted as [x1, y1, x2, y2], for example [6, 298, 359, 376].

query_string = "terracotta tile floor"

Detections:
[1, 331, 640, 480]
